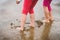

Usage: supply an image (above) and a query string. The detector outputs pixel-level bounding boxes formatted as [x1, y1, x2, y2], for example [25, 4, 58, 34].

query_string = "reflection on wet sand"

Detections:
[3, 37, 10, 40]
[41, 21, 53, 40]
[28, 27, 34, 40]
[20, 27, 34, 40]
[20, 31, 26, 40]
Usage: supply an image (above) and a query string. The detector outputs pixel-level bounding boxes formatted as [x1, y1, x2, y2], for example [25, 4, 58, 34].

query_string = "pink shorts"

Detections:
[22, 0, 38, 15]
[43, 0, 52, 11]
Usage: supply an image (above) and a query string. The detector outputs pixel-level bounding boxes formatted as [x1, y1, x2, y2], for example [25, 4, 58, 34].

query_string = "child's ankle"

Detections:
[29, 24, 34, 26]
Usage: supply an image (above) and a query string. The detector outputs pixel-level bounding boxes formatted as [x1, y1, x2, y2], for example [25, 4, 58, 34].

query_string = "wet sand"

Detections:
[0, 0, 60, 40]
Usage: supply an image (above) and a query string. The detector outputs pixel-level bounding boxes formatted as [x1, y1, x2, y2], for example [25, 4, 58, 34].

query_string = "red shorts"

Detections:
[43, 0, 52, 11]
[22, 0, 38, 15]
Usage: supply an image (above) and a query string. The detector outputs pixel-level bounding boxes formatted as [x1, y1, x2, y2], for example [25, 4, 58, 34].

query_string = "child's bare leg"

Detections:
[43, 6, 50, 22]
[29, 14, 35, 27]
[49, 11, 53, 20]
[20, 14, 27, 30]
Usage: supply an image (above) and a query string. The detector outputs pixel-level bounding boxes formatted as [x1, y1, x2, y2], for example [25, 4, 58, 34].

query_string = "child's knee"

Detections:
[22, 9, 28, 15]
[29, 9, 34, 14]
[48, 6, 52, 11]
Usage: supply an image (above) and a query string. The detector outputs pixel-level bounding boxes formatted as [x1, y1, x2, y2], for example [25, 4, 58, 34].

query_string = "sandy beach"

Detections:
[0, 0, 60, 40]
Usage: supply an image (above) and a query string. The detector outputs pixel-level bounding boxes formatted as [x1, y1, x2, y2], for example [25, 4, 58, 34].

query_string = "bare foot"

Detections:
[43, 19, 50, 23]
[16, 27, 24, 31]
[29, 24, 34, 27]
[49, 17, 54, 21]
